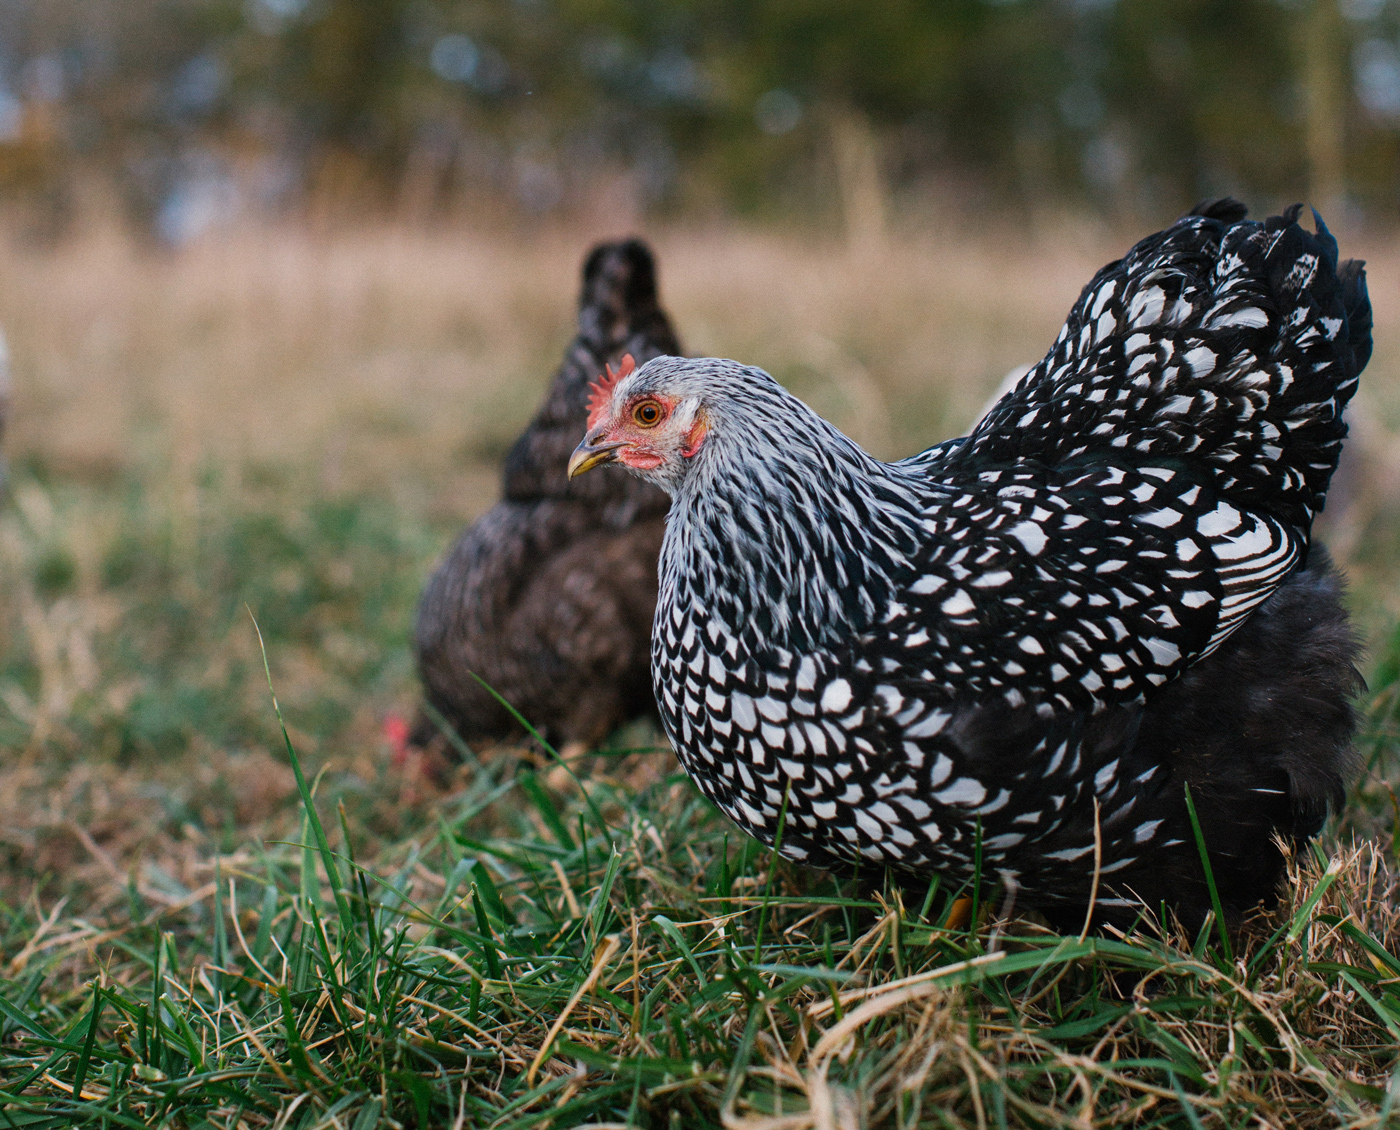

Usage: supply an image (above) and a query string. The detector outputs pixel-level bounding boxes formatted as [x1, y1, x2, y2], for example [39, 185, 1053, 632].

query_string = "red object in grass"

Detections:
[383, 712, 411, 766]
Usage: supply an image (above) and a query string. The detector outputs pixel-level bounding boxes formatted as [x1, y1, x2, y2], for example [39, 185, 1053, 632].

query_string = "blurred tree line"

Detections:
[0, 0, 1396, 240]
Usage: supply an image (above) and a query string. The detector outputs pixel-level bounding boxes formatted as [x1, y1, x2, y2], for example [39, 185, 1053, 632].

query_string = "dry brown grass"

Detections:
[5, 210, 1398, 579]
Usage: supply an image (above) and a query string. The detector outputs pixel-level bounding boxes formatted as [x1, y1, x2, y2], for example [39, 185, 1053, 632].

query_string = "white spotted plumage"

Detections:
[580, 202, 1370, 918]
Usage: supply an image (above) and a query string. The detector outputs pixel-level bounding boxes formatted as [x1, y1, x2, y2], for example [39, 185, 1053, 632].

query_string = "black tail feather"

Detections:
[1338, 257, 1373, 375]
[1186, 196, 1249, 223]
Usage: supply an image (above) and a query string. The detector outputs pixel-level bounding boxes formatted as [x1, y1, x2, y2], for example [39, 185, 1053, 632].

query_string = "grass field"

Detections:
[1, 213, 1400, 1126]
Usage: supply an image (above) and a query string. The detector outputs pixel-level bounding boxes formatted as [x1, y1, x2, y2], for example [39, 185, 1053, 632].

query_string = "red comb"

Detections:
[586, 353, 636, 429]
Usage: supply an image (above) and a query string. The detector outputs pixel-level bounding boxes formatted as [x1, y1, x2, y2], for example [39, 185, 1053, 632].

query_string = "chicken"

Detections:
[569, 201, 1370, 929]
[414, 239, 679, 751]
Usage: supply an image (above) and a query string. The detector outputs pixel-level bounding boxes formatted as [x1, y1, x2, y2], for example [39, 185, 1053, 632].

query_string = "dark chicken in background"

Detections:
[571, 201, 1370, 931]
[413, 239, 679, 753]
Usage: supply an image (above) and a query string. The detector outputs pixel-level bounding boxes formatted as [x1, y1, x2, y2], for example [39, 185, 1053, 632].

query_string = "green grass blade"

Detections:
[1285, 853, 1343, 946]
[471, 888, 503, 980]
[1168, 1071, 1208, 1130]
[0, 994, 56, 1043]
[1340, 971, 1400, 1043]
[68, 982, 103, 1101]
[651, 915, 709, 986]
[721, 1004, 765, 1114]
[276, 984, 317, 1083]
[519, 772, 577, 850]
[587, 845, 623, 948]
[249, 609, 357, 947]
[1182, 782, 1232, 964]
[753, 780, 792, 962]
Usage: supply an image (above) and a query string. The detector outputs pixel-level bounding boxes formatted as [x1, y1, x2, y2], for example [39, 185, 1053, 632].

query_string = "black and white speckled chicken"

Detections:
[568, 201, 1370, 929]
[414, 239, 679, 751]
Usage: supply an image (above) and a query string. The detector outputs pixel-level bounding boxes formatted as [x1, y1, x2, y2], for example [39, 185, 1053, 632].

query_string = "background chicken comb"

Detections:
[587, 353, 636, 428]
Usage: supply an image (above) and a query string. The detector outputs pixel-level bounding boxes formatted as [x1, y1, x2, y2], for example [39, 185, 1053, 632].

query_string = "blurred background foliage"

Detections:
[1, 0, 1399, 242]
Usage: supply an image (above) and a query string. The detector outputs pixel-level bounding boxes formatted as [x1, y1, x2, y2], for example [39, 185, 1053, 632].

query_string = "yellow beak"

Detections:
[567, 439, 626, 479]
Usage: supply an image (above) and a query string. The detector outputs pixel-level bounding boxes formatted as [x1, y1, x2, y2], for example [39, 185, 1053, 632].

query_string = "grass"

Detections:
[3, 672, 1400, 1128]
[1, 213, 1400, 1125]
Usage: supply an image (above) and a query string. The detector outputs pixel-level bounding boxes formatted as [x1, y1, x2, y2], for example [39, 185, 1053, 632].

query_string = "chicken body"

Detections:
[414, 240, 678, 749]
[571, 202, 1370, 927]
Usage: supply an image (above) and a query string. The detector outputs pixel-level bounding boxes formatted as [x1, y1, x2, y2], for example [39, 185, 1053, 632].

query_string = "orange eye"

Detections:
[632, 399, 663, 427]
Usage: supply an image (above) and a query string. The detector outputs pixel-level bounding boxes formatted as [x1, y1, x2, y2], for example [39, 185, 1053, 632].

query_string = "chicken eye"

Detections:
[632, 400, 663, 427]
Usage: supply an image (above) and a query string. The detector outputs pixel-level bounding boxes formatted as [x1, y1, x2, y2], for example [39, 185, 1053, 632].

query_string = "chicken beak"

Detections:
[567, 438, 627, 479]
